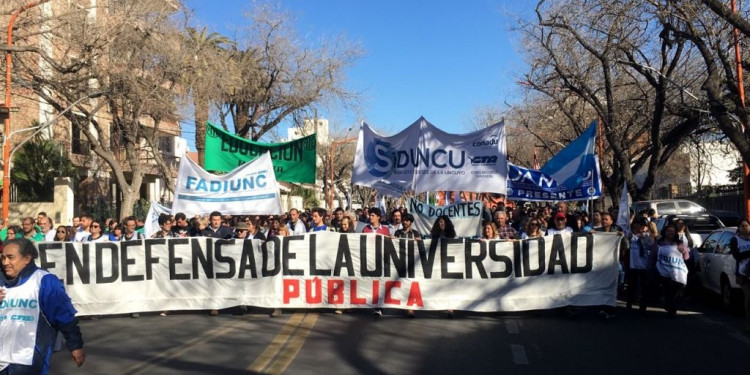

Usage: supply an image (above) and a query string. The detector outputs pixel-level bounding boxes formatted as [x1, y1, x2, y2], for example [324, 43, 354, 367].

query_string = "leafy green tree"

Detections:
[11, 133, 77, 202]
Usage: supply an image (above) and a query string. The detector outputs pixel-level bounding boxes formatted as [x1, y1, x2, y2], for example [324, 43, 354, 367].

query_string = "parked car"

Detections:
[633, 199, 741, 227]
[654, 214, 725, 246]
[696, 227, 744, 309]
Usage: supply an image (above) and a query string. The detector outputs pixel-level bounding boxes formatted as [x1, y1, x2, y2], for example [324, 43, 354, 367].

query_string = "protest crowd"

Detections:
[3, 200, 746, 323]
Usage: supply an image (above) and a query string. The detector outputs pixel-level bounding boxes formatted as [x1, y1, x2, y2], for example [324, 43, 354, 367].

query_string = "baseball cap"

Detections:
[554, 212, 567, 220]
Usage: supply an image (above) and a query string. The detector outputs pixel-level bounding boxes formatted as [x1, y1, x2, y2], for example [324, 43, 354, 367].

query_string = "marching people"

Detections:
[121, 216, 146, 241]
[545, 212, 573, 235]
[244, 218, 267, 241]
[653, 224, 690, 318]
[83, 219, 110, 242]
[171, 212, 192, 237]
[363, 207, 390, 317]
[330, 208, 345, 231]
[394, 213, 421, 240]
[73, 215, 93, 242]
[429, 215, 456, 240]
[38, 215, 56, 242]
[339, 216, 356, 233]
[521, 219, 544, 239]
[5, 225, 22, 241]
[54, 225, 74, 242]
[287, 208, 307, 235]
[729, 219, 750, 333]
[0, 238, 86, 374]
[152, 214, 178, 239]
[429, 215, 457, 318]
[493, 210, 517, 240]
[310, 207, 333, 232]
[362, 208, 390, 236]
[21, 217, 45, 242]
[201, 211, 233, 239]
[387, 209, 403, 233]
[481, 221, 499, 240]
[625, 218, 655, 312]
[108, 223, 123, 241]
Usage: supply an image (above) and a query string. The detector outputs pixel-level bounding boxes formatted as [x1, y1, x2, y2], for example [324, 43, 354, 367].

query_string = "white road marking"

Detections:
[511, 344, 529, 365]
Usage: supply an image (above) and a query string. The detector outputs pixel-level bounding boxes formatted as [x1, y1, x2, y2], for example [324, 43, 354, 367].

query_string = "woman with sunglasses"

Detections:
[83, 220, 109, 242]
[521, 219, 544, 239]
[54, 225, 73, 241]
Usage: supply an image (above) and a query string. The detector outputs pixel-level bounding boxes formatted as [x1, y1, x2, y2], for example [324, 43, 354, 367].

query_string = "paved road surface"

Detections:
[50, 299, 749, 375]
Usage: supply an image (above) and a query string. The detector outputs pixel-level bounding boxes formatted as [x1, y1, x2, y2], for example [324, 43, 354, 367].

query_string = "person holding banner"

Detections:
[493, 211, 517, 240]
[310, 208, 333, 232]
[429, 216, 456, 240]
[83, 220, 109, 242]
[151, 214, 178, 239]
[394, 213, 421, 240]
[0, 238, 86, 374]
[363, 208, 390, 317]
[546, 213, 573, 235]
[481, 222, 499, 240]
[653, 224, 690, 318]
[521, 219, 544, 240]
[339, 216, 356, 233]
[362, 208, 390, 236]
[243, 219, 266, 241]
[201, 211, 233, 239]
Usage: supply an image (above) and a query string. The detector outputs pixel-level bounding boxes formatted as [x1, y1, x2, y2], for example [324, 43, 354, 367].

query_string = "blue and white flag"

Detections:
[506, 161, 601, 202]
[540, 120, 598, 192]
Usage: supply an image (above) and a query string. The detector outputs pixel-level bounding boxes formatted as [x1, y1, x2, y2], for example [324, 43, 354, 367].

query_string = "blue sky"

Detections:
[181, 0, 531, 146]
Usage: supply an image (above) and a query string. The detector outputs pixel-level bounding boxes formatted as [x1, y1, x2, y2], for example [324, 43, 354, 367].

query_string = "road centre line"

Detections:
[510, 344, 529, 365]
[264, 313, 319, 375]
[119, 319, 247, 375]
[247, 313, 307, 373]
[505, 319, 520, 334]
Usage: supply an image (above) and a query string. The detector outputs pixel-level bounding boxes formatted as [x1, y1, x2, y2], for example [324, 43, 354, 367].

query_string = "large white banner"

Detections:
[352, 117, 507, 197]
[172, 152, 282, 216]
[36, 233, 620, 315]
[407, 198, 483, 238]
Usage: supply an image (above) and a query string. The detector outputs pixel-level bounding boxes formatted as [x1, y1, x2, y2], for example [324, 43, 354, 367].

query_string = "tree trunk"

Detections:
[194, 92, 209, 167]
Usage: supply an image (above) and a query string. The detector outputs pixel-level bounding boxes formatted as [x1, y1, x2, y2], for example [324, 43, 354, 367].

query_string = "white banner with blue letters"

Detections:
[352, 117, 507, 197]
[172, 152, 282, 216]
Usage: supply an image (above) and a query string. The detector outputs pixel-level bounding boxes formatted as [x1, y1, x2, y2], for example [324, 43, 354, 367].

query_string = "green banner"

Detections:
[204, 122, 317, 184]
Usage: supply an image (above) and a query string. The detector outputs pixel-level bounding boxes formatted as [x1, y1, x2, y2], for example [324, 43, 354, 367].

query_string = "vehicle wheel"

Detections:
[721, 277, 735, 311]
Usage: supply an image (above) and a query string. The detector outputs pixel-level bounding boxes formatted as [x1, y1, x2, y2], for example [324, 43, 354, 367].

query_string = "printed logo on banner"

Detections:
[364, 139, 395, 178]
[471, 135, 501, 148]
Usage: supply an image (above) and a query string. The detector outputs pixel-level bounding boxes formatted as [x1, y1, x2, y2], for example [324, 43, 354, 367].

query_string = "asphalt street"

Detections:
[49, 298, 749, 375]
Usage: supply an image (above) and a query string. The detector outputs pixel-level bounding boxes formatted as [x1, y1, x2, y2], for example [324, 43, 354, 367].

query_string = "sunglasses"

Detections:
[57, 230, 67, 233]
[91, 224, 100, 228]
[530, 223, 539, 226]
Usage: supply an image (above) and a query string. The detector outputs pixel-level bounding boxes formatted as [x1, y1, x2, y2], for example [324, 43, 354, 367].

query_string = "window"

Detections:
[657, 202, 676, 215]
[699, 232, 720, 253]
[678, 201, 705, 214]
[716, 231, 735, 255]
[71, 116, 91, 155]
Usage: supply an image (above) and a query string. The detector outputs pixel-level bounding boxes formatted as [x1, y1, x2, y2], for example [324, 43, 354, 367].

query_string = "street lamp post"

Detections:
[3, 0, 51, 223]
[329, 137, 357, 210]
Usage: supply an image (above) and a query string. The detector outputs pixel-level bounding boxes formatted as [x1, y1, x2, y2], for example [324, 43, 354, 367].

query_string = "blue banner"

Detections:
[506, 162, 601, 202]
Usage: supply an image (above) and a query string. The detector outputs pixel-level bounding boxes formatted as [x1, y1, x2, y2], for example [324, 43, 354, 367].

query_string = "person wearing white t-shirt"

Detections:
[73, 214, 93, 242]
[545, 212, 573, 235]
[287, 208, 307, 235]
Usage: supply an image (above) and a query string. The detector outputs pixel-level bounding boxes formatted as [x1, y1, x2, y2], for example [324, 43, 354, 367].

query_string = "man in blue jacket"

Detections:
[0, 238, 85, 374]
